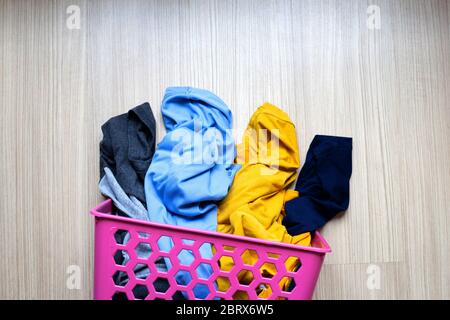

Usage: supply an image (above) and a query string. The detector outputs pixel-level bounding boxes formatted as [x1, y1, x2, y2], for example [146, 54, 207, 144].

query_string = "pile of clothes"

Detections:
[100, 87, 352, 300]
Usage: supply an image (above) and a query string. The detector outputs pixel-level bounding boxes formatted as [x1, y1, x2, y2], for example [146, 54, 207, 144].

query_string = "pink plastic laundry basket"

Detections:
[90, 199, 331, 300]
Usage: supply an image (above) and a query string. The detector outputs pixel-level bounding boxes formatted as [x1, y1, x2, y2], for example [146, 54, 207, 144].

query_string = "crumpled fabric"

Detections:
[99, 103, 170, 288]
[283, 135, 352, 234]
[217, 103, 311, 298]
[100, 102, 156, 207]
[99, 167, 148, 220]
[144, 87, 240, 299]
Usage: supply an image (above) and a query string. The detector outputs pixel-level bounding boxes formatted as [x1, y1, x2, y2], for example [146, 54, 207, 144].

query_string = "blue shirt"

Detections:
[144, 87, 240, 298]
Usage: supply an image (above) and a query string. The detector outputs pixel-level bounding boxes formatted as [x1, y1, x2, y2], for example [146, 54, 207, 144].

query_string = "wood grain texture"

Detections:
[0, 0, 449, 299]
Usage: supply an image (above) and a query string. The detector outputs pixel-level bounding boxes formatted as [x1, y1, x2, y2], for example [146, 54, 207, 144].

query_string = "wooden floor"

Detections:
[0, 0, 449, 299]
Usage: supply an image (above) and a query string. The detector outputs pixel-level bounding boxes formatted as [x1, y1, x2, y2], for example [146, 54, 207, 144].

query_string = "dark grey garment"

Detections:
[100, 103, 173, 296]
[100, 102, 156, 207]
[99, 167, 167, 272]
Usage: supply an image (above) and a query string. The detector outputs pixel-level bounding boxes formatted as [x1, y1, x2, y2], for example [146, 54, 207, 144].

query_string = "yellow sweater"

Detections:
[217, 103, 311, 298]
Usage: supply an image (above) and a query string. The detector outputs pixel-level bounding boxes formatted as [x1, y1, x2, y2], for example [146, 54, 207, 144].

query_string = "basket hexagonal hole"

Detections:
[218, 255, 235, 272]
[157, 235, 173, 253]
[276, 296, 288, 300]
[113, 270, 128, 286]
[193, 283, 210, 299]
[172, 291, 186, 300]
[182, 238, 195, 246]
[240, 249, 258, 266]
[138, 232, 150, 239]
[260, 262, 277, 278]
[112, 291, 128, 300]
[132, 284, 149, 299]
[177, 249, 195, 266]
[267, 252, 281, 259]
[237, 269, 254, 285]
[114, 229, 130, 245]
[195, 262, 213, 280]
[198, 242, 214, 259]
[255, 283, 272, 298]
[113, 250, 129, 266]
[285, 256, 302, 272]
[133, 263, 149, 280]
[175, 270, 193, 286]
[135, 242, 152, 260]
[233, 290, 249, 300]
[279, 276, 296, 292]
[153, 277, 170, 293]
[154, 256, 172, 273]
[216, 276, 231, 293]
[222, 244, 236, 252]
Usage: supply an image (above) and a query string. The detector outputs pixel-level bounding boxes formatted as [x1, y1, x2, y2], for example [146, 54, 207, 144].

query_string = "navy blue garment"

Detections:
[100, 102, 156, 207]
[283, 135, 352, 234]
